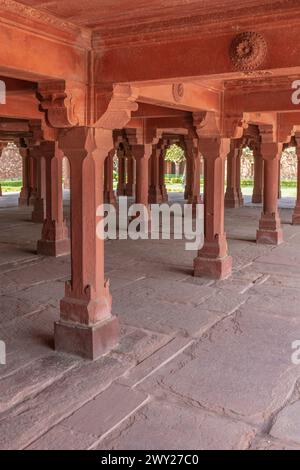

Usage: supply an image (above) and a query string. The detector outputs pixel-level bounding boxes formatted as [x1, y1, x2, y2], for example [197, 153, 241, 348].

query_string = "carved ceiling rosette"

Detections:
[229, 32, 267, 71]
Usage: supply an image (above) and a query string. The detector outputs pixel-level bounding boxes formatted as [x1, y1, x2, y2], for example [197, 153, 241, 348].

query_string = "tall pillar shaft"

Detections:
[252, 145, 264, 203]
[19, 147, 31, 206]
[184, 155, 193, 200]
[236, 151, 244, 207]
[104, 150, 116, 205]
[37, 141, 70, 256]
[133, 144, 152, 206]
[149, 144, 163, 203]
[194, 138, 232, 279]
[292, 145, 300, 224]
[55, 127, 119, 360]
[159, 147, 168, 202]
[31, 148, 46, 223]
[278, 159, 282, 199]
[224, 141, 240, 208]
[125, 156, 135, 197]
[257, 142, 283, 245]
[117, 155, 126, 196]
[28, 154, 38, 205]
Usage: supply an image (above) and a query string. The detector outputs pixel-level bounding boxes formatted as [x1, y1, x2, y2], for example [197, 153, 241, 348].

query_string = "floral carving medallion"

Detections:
[229, 32, 267, 71]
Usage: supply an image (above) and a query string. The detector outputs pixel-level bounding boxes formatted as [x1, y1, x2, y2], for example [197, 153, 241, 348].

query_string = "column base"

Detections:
[224, 197, 240, 208]
[194, 255, 232, 280]
[37, 238, 70, 257]
[32, 198, 45, 223]
[28, 190, 38, 206]
[292, 206, 300, 225]
[292, 214, 300, 225]
[54, 316, 119, 360]
[148, 186, 163, 204]
[224, 189, 240, 208]
[18, 188, 30, 206]
[256, 228, 283, 245]
[251, 193, 263, 204]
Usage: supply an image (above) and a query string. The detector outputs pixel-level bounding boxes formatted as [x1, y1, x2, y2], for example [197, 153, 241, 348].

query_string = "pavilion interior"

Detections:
[1, 0, 300, 450]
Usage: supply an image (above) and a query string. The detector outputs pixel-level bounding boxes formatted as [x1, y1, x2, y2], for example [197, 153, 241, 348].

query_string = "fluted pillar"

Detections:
[194, 137, 232, 279]
[31, 147, 46, 223]
[252, 144, 264, 203]
[257, 142, 283, 245]
[55, 127, 119, 360]
[132, 144, 152, 207]
[292, 140, 300, 225]
[224, 140, 240, 208]
[18, 147, 31, 206]
[37, 141, 70, 256]
[104, 149, 117, 205]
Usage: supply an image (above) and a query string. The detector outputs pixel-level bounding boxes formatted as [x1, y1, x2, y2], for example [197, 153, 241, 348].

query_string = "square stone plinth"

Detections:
[37, 238, 70, 257]
[256, 229, 283, 245]
[194, 255, 232, 280]
[54, 316, 119, 360]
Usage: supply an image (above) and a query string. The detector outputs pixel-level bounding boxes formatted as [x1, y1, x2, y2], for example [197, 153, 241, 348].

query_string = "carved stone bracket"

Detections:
[94, 84, 139, 130]
[37, 80, 85, 128]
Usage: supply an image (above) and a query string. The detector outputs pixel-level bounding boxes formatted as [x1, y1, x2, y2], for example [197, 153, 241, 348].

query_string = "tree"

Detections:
[165, 144, 185, 175]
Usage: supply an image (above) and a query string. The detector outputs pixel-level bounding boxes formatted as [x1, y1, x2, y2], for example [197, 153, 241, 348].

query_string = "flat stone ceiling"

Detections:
[14, 0, 288, 30]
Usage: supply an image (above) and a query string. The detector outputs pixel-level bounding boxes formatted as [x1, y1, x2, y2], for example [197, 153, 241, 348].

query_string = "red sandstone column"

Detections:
[0, 142, 5, 197]
[278, 159, 282, 199]
[117, 153, 126, 196]
[19, 147, 31, 206]
[252, 144, 264, 203]
[55, 127, 119, 360]
[194, 137, 232, 279]
[28, 153, 38, 206]
[149, 144, 163, 203]
[63, 157, 70, 190]
[292, 143, 300, 224]
[125, 156, 135, 197]
[37, 141, 70, 256]
[224, 140, 240, 208]
[31, 147, 46, 223]
[185, 136, 201, 208]
[132, 144, 152, 206]
[159, 146, 168, 202]
[184, 155, 193, 200]
[257, 142, 283, 245]
[104, 149, 117, 205]
[236, 149, 244, 207]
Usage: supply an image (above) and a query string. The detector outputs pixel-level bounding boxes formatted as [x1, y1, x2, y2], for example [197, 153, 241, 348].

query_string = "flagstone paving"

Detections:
[0, 192, 300, 450]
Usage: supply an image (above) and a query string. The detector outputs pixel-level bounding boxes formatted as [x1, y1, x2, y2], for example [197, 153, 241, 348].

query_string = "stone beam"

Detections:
[132, 103, 190, 118]
[0, 4, 89, 82]
[94, 22, 300, 84]
[0, 91, 42, 120]
[136, 83, 220, 113]
[224, 85, 300, 113]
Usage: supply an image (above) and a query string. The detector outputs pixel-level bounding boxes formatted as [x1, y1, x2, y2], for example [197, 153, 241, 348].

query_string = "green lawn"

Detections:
[0, 180, 22, 193]
[1, 178, 297, 198]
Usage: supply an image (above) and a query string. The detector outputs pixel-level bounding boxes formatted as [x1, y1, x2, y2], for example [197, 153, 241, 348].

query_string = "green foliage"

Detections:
[1, 179, 22, 187]
[165, 144, 185, 164]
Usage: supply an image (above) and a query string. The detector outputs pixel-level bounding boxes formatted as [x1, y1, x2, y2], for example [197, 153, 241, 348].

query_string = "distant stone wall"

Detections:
[241, 147, 297, 181]
[0, 143, 22, 180]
